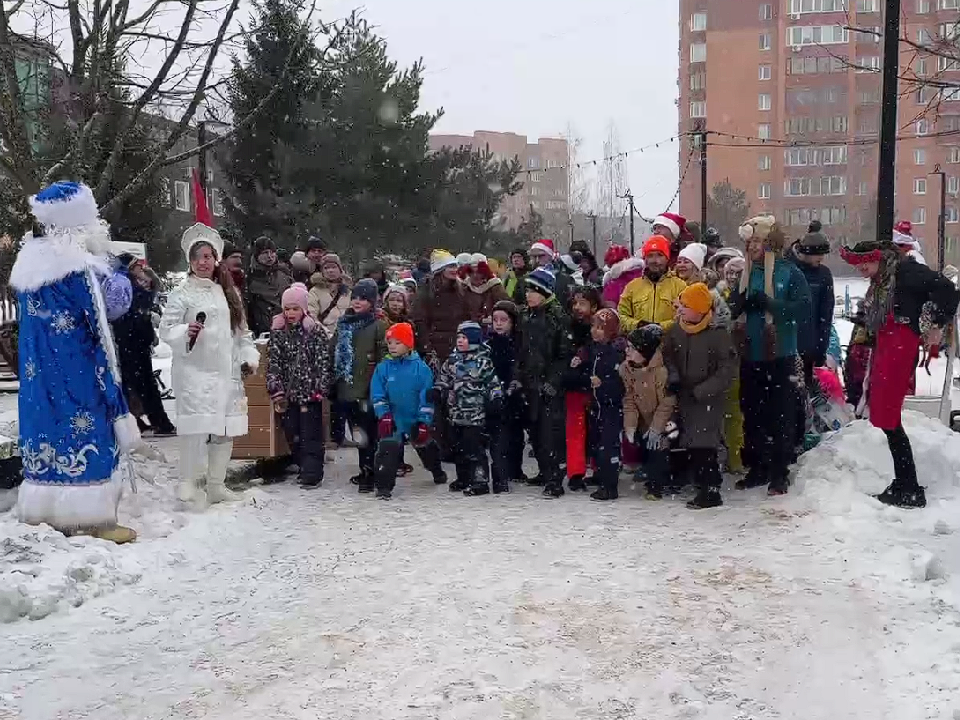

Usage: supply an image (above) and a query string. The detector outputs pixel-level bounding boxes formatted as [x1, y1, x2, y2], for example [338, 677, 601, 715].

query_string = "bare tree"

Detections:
[0, 0, 328, 222]
[562, 122, 590, 217]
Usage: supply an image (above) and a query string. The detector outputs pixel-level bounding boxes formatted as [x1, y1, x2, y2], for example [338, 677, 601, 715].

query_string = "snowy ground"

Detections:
[2, 411, 960, 719]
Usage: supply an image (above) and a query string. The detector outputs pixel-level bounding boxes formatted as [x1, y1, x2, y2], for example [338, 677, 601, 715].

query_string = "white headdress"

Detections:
[180, 223, 224, 262]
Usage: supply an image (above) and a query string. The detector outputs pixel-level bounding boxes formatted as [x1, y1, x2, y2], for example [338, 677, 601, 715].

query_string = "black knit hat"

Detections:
[253, 235, 275, 257]
[222, 241, 243, 260]
[492, 299, 519, 327]
[306, 235, 327, 254]
[797, 222, 831, 256]
[627, 324, 664, 362]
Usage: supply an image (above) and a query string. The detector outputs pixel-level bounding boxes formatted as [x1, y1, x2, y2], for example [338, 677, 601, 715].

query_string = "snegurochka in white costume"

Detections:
[160, 223, 259, 505]
[11, 181, 141, 544]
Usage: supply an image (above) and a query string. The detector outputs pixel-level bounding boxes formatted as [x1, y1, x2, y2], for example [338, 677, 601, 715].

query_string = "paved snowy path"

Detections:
[5, 440, 949, 720]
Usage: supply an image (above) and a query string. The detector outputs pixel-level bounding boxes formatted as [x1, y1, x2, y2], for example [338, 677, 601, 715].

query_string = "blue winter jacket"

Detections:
[370, 351, 435, 441]
[730, 258, 811, 362]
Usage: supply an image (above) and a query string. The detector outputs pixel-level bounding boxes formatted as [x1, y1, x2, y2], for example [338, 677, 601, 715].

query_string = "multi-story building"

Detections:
[678, 0, 960, 267]
[429, 131, 570, 247]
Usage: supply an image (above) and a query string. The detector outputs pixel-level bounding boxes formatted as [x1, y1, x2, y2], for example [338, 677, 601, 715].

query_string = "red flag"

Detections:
[192, 167, 213, 227]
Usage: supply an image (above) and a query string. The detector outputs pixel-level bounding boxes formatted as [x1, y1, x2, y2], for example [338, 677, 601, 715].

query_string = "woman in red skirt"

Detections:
[841, 240, 960, 508]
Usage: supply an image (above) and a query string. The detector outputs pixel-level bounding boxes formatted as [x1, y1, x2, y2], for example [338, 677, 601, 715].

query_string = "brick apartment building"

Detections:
[429, 131, 571, 248]
[678, 0, 960, 267]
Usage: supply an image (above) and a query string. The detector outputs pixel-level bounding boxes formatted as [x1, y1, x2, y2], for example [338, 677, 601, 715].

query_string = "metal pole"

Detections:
[569, 220, 574, 250]
[935, 164, 947, 271]
[197, 120, 208, 195]
[876, 0, 902, 243]
[627, 192, 635, 255]
[700, 129, 708, 231]
[590, 213, 598, 258]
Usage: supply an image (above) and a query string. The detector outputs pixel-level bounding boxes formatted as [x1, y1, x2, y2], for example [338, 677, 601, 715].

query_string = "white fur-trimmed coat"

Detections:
[160, 275, 259, 437]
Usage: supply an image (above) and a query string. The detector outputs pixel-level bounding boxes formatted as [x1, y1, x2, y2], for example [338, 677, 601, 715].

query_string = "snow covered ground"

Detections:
[2, 411, 960, 719]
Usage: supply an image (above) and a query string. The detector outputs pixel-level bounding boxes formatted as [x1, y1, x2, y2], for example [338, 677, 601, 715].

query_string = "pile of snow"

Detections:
[791, 411, 960, 705]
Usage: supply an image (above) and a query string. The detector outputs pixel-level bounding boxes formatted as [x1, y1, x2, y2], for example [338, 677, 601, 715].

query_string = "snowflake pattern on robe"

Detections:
[71, 410, 95, 436]
[51, 310, 76, 335]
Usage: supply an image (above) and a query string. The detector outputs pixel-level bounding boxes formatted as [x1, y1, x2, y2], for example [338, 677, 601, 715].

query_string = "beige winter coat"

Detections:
[308, 272, 352, 332]
[619, 349, 676, 435]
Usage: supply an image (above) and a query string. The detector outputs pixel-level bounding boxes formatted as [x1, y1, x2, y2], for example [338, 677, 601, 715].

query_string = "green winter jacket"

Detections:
[514, 297, 572, 393]
[333, 317, 388, 403]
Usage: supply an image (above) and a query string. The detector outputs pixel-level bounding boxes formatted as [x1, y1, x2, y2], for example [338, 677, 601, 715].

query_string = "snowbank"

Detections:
[791, 411, 960, 707]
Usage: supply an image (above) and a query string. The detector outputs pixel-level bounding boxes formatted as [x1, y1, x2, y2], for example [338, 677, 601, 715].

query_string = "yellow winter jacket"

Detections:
[617, 273, 688, 332]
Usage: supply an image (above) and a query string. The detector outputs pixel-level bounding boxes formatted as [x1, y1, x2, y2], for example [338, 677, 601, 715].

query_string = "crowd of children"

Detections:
[258, 213, 959, 510]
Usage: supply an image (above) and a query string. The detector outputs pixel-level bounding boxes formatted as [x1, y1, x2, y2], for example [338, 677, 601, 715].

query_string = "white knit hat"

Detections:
[677, 242, 707, 271]
[456, 252, 473, 267]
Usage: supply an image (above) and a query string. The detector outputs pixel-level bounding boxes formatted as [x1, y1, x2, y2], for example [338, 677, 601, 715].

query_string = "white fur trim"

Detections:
[892, 230, 914, 246]
[529, 241, 555, 256]
[17, 471, 123, 530]
[602, 256, 645, 286]
[10, 233, 111, 292]
[653, 216, 680, 238]
[738, 223, 754, 241]
[30, 184, 100, 230]
[467, 277, 503, 294]
[181, 223, 224, 262]
[114, 414, 140, 453]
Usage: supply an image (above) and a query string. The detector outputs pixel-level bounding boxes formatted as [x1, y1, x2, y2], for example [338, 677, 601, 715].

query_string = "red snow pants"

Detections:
[566, 390, 591, 477]
[868, 315, 921, 431]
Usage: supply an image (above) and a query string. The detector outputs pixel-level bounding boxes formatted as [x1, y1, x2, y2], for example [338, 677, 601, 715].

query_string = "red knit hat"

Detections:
[592, 308, 621, 339]
[642, 235, 672, 259]
[386, 322, 415, 350]
[604, 244, 630, 267]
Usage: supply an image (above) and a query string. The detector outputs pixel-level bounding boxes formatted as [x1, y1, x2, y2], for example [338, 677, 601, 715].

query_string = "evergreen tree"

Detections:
[707, 179, 751, 246]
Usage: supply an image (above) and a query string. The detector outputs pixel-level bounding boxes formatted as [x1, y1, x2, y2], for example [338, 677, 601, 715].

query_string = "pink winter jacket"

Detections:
[602, 257, 646, 307]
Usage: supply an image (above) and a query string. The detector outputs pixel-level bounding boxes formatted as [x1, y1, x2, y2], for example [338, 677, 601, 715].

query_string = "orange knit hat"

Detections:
[386, 322, 415, 350]
[679, 282, 713, 315]
[642, 234, 672, 259]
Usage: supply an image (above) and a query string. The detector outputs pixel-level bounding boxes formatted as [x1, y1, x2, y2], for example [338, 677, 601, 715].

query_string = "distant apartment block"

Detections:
[678, 0, 960, 265]
[429, 131, 570, 244]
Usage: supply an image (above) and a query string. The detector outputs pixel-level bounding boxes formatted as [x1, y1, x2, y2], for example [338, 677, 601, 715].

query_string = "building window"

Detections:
[209, 188, 224, 216]
[943, 87, 960, 103]
[913, 207, 927, 224]
[760, 4, 773, 20]
[690, 72, 706, 91]
[858, 181, 869, 195]
[856, 56, 880, 72]
[758, 124, 771, 139]
[758, 93, 772, 110]
[173, 181, 190, 212]
[915, 178, 928, 194]
[948, 176, 960, 194]
[759, 33, 771, 51]
[530, 186, 540, 197]
[917, 58, 928, 76]
[690, 12, 707, 31]
[759, 64, 772, 80]
[858, 88, 882, 104]
[915, 149, 927, 165]
[917, 0, 930, 11]
[942, 0, 959, 9]
[947, 206, 960, 223]
[917, 28, 934, 45]
[788, 0, 845, 12]
[938, 56, 960, 72]
[949, 147, 960, 163]
[786, 25, 849, 47]
[691, 43, 707, 63]
[528, 171, 542, 182]
[939, 21, 960, 40]
[759, 183, 772, 199]
[856, 0, 879, 10]
[916, 119, 930, 135]
[690, 100, 707, 118]
[758, 155, 771, 170]
[527, 157, 540, 169]
[785, 178, 810, 197]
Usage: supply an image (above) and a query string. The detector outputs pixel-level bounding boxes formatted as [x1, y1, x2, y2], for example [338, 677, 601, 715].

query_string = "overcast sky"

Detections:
[326, 0, 681, 219]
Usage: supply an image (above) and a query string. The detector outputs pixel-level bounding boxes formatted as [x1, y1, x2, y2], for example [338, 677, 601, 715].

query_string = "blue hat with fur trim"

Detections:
[29, 181, 101, 232]
[457, 321, 483, 350]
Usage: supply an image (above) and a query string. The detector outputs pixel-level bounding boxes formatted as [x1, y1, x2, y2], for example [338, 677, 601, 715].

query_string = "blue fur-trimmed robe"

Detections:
[12, 236, 138, 530]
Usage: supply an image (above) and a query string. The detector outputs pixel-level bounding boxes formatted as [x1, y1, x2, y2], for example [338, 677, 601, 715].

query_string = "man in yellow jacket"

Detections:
[618, 235, 688, 332]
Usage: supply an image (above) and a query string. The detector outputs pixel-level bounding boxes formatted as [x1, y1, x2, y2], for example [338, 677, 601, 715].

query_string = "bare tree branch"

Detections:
[0, 10, 40, 192]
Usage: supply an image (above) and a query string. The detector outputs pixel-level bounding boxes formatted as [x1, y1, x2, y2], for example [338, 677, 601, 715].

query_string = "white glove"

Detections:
[623, 427, 636, 444]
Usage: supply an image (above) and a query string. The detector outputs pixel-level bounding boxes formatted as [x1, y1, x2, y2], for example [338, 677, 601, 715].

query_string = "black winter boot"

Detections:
[590, 486, 618, 501]
[298, 475, 323, 488]
[526, 474, 546, 486]
[568, 475, 587, 492]
[357, 471, 375, 493]
[492, 480, 510, 494]
[767, 473, 790, 496]
[687, 488, 723, 509]
[449, 478, 470, 492]
[433, 470, 448, 485]
[876, 482, 927, 508]
[542, 483, 565, 498]
[375, 486, 392, 500]
[736, 467, 768, 490]
[464, 483, 490, 497]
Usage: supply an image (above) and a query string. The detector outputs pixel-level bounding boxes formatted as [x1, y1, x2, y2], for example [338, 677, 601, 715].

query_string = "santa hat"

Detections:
[677, 242, 707, 271]
[430, 249, 458, 273]
[530, 238, 556, 257]
[894, 220, 913, 237]
[181, 222, 224, 262]
[29, 181, 101, 231]
[604, 244, 630, 267]
[652, 212, 686, 239]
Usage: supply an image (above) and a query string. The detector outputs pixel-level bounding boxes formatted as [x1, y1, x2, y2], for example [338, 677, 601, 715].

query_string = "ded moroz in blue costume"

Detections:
[10, 181, 141, 543]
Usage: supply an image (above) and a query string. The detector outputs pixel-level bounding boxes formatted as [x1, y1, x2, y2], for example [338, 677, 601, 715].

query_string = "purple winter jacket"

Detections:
[601, 257, 646, 307]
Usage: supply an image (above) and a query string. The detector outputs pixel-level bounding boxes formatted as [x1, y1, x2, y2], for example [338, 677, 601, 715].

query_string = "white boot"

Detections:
[206, 438, 240, 504]
[178, 435, 208, 505]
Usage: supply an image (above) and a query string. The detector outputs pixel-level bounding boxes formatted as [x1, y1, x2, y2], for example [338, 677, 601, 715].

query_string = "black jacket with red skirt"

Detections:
[892, 259, 960, 336]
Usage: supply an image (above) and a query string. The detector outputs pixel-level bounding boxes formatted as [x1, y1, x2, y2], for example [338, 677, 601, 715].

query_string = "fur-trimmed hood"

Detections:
[602, 256, 645, 287]
[465, 276, 503, 294]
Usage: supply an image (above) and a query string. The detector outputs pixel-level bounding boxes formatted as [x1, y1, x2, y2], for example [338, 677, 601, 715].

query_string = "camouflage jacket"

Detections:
[436, 345, 502, 426]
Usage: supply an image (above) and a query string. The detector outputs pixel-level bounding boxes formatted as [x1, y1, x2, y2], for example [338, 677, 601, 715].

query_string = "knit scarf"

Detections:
[861, 249, 900, 345]
[333, 310, 375, 385]
[737, 251, 776, 327]
[680, 311, 713, 335]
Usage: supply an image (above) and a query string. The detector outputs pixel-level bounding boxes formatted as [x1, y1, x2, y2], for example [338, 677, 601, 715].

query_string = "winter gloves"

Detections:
[413, 423, 431, 447]
[644, 429, 662, 451]
[378, 415, 396, 439]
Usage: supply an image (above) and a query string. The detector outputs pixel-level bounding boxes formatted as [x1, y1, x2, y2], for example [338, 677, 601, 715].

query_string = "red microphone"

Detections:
[188, 311, 206, 352]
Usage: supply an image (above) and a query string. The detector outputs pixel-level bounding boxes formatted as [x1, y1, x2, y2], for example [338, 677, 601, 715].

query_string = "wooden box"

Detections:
[232, 344, 291, 460]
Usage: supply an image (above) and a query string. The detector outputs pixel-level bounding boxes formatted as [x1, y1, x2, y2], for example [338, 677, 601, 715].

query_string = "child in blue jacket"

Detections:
[370, 322, 447, 499]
